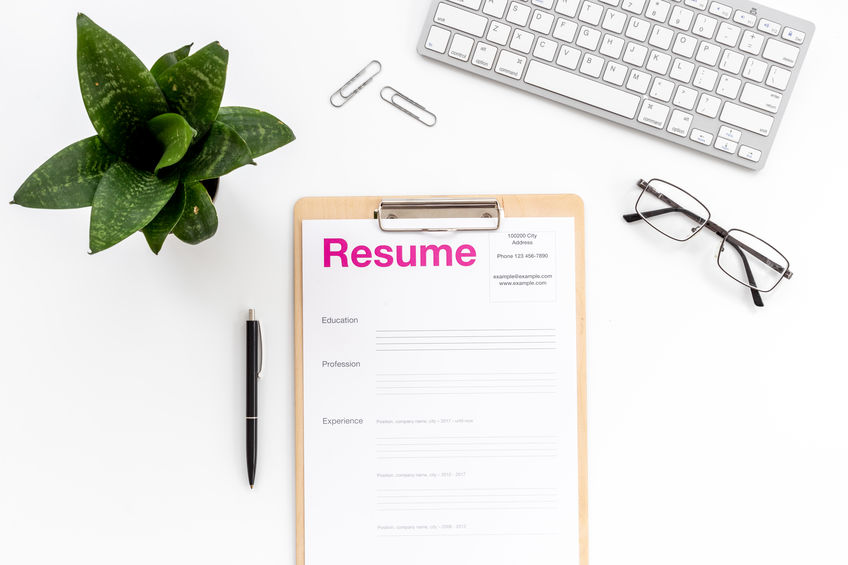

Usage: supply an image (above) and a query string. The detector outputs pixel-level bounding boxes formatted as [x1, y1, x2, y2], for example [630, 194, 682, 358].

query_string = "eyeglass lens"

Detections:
[635, 180, 710, 242]
[717, 229, 790, 292]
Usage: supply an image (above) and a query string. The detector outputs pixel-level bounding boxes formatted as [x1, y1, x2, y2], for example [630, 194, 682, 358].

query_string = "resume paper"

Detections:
[302, 218, 578, 564]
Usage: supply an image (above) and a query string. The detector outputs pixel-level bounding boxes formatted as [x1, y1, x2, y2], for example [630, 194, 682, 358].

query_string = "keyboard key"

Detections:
[693, 14, 718, 38]
[670, 6, 695, 30]
[557, 45, 582, 69]
[488, 21, 512, 45]
[622, 0, 647, 14]
[450, 0, 483, 10]
[739, 31, 765, 55]
[507, 2, 532, 26]
[639, 100, 671, 128]
[425, 26, 451, 53]
[484, 0, 509, 17]
[603, 61, 630, 86]
[716, 22, 741, 46]
[623, 42, 648, 66]
[685, 0, 708, 9]
[742, 58, 768, 82]
[511, 30, 535, 53]
[733, 11, 756, 27]
[766, 66, 791, 91]
[602, 10, 628, 33]
[782, 27, 805, 45]
[716, 74, 741, 98]
[450, 0, 483, 9]
[626, 18, 651, 42]
[532, 0, 555, 8]
[534, 37, 559, 61]
[495, 50, 528, 78]
[672, 34, 698, 58]
[553, 18, 578, 42]
[530, 10, 556, 34]
[695, 42, 720, 66]
[691, 129, 714, 145]
[650, 77, 675, 102]
[709, 3, 732, 18]
[647, 51, 672, 74]
[738, 145, 762, 162]
[720, 102, 774, 135]
[649, 26, 674, 49]
[718, 125, 742, 142]
[757, 19, 780, 36]
[714, 138, 738, 153]
[696, 93, 721, 117]
[449, 34, 475, 61]
[580, 53, 606, 78]
[693, 67, 718, 90]
[740, 83, 782, 113]
[646, 1, 671, 23]
[719, 50, 744, 74]
[579, 1, 604, 25]
[555, 0, 580, 17]
[763, 39, 799, 67]
[472, 42, 498, 69]
[673, 85, 698, 109]
[670, 59, 695, 82]
[524, 60, 642, 118]
[600, 34, 625, 58]
[435, 3, 488, 37]
[577, 26, 602, 50]
[667, 109, 694, 136]
[627, 69, 652, 94]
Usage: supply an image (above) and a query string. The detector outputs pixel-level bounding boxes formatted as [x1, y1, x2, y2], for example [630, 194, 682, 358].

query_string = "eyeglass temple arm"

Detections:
[721, 236, 765, 307]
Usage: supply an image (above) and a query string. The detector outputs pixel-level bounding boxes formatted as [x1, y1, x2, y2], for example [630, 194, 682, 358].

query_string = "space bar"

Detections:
[524, 61, 640, 120]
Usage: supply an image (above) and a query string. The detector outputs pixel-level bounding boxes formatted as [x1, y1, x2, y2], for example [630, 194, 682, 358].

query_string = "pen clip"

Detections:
[257, 322, 264, 379]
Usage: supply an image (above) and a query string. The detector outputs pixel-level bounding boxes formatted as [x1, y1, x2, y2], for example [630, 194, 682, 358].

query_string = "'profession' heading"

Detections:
[324, 238, 476, 268]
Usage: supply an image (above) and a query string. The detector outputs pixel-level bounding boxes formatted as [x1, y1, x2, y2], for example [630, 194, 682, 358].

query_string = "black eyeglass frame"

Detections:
[623, 178, 793, 307]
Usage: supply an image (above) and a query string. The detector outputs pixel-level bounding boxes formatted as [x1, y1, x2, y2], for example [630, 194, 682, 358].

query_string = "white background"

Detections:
[0, 1, 845, 564]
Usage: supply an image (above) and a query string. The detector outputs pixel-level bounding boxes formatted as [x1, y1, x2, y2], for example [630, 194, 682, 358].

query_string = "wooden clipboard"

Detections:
[293, 194, 588, 565]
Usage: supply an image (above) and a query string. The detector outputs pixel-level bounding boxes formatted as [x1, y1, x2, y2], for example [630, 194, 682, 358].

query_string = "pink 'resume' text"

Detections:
[323, 238, 476, 268]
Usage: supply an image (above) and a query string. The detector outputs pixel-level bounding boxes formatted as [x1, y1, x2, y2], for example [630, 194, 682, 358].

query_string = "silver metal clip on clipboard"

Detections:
[376, 199, 502, 232]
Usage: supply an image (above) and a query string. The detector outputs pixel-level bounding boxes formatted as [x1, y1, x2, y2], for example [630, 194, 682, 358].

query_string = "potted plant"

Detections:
[11, 13, 295, 254]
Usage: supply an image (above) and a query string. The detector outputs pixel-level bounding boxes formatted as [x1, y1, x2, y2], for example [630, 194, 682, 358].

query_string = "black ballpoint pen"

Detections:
[246, 308, 262, 489]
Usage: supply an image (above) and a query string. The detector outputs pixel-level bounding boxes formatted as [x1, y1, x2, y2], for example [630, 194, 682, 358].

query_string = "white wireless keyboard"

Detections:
[418, 0, 814, 170]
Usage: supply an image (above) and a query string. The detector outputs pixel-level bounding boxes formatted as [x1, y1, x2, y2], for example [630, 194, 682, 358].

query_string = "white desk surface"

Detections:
[1, 1, 846, 563]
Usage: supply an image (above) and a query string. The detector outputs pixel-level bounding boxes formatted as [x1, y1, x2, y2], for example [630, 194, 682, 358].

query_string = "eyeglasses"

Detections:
[623, 178, 793, 307]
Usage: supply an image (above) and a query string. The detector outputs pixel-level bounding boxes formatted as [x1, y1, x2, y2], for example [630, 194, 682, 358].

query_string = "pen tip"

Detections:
[250, 484, 254, 490]
[248, 308, 255, 321]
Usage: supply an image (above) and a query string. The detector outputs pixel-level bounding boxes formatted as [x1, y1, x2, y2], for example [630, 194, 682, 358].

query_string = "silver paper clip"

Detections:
[380, 87, 437, 127]
[330, 60, 382, 108]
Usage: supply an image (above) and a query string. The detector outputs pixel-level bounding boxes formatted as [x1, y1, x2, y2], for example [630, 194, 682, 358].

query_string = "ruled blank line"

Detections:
[375, 329, 555, 332]
[377, 532, 558, 537]
[374, 341, 557, 345]
[377, 348, 557, 351]
[376, 507, 557, 511]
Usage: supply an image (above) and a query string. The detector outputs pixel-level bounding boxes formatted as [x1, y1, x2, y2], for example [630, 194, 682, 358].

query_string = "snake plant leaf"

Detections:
[156, 42, 228, 138]
[148, 113, 197, 172]
[180, 121, 254, 185]
[12, 136, 119, 209]
[76, 14, 168, 164]
[141, 184, 186, 254]
[173, 182, 218, 244]
[89, 162, 178, 254]
[150, 44, 192, 81]
[216, 107, 295, 159]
